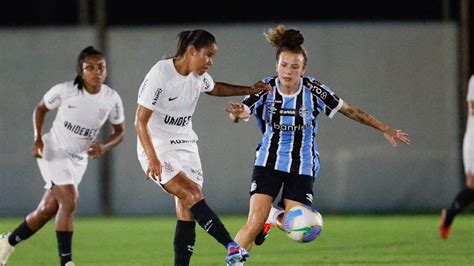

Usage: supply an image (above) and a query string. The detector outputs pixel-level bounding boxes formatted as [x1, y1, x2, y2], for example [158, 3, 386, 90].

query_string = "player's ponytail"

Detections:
[173, 29, 216, 58]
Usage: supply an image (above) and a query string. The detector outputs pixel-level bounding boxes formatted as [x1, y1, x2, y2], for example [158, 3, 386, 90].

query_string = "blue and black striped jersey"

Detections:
[242, 76, 344, 178]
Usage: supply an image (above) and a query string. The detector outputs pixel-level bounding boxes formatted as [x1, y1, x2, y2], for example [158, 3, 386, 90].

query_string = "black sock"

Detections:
[8, 220, 35, 246]
[446, 188, 474, 226]
[189, 199, 233, 248]
[174, 220, 196, 266]
[56, 231, 73, 266]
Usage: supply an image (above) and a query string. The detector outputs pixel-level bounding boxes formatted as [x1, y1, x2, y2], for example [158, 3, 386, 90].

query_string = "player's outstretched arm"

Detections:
[208, 80, 271, 96]
[339, 101, 411, 147]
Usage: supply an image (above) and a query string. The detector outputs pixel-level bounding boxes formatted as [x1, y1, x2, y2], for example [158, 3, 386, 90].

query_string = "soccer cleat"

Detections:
[65, 262, 75, 266]
[439, 209, 451, 239]
[0, 233, 14, 266]
[226, 241, 249, 265]
[254, 223, 273, 245]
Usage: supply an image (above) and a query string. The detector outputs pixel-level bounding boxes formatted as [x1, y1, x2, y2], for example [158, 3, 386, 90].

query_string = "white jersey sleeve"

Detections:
[468, 75, 474, 101]
[43, 83, 67, 110]
[137, 65, 165, 110]
[108, 91, 125, 125]
[199, 73, 214, 93]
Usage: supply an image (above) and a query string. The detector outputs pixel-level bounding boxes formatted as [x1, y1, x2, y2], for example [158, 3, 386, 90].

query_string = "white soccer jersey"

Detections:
[136, 58, 214, 159]
[43, 81, 125, 155]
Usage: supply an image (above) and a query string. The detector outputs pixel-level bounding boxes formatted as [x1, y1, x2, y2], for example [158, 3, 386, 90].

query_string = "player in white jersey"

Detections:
[0, 46, 125, 266]
[225, 25, 410, 263]
[135, 29, 271, 266]
[440, 74, 474, 239]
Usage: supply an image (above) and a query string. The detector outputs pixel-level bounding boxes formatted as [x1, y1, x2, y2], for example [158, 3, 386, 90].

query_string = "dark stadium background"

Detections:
[2, 0, 473, 80]
[0, 0, 465, 25]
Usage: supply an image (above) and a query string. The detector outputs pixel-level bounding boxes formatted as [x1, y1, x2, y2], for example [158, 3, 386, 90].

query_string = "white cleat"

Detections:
[65, 262, 75, 266]
[0, 233, 14, 266]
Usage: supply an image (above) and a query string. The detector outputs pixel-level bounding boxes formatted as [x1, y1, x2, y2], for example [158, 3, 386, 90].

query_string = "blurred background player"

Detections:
[225, 25, 410, 261]
[439, 74, 474, 239]
[0, 46, 125, 266]
[134, 29, 271, 266]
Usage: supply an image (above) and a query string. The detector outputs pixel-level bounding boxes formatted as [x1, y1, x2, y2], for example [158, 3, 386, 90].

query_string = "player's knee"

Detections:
[59, 196, 78, 213]
[186, 193, 204, 207]
[38, 202, 58, 219]
[466, 173, 474, 188]
[181, 187, 204, 207]
[247, 214, 266, 233]
[466, 179, 474, 189]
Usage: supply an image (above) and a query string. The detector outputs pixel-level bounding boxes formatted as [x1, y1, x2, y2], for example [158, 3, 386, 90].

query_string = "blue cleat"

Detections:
[226, 241, 249, 265]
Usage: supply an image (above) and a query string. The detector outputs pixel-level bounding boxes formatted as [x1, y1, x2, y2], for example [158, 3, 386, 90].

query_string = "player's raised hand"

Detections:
[249, 80, 272, 94]
[225, 101, 251, 123]
[225, 101, 245, 115]
[383, 128, 410, 147]
[225, 101, 251, 119]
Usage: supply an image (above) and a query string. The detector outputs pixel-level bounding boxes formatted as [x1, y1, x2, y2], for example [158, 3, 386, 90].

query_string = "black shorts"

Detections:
[250, 165, 314, 208]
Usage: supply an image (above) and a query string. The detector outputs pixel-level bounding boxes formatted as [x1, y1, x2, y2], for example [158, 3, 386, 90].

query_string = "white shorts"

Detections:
[37, 134, 87, 190]
[138, 147, 204, 189]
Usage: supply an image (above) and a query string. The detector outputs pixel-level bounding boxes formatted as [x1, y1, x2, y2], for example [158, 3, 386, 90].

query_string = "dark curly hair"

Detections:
[264, 25, 307, 66]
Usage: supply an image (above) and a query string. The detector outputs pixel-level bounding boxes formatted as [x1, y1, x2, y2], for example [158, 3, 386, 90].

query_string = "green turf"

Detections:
[1, 214, 473, 265]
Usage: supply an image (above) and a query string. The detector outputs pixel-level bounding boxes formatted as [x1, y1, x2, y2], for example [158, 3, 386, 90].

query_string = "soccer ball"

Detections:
[283, 205, 323, 243]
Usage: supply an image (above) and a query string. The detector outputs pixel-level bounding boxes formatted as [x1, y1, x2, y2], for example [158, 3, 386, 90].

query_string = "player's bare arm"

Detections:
[207, 80, 271, 96]
[339, 101, 410, 147]
[32, 100, 50, 158]
[135, 104, 162, 180]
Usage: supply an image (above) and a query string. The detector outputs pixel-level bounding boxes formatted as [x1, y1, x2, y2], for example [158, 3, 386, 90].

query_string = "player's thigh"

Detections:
[33, 189, 59, 215]
[281, 173, 314, 207]
[250, 166, 283, 199]
[466, 172, 474, 188]
[51, 184, 78, 205]
[248, 193, 274, 222]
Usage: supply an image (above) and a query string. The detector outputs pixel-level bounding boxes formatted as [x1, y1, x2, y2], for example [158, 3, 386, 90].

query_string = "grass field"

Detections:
[1, 214, 473, 265]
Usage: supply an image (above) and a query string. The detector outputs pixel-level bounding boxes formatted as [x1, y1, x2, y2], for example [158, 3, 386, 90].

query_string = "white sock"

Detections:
[267, 206, 284, 225]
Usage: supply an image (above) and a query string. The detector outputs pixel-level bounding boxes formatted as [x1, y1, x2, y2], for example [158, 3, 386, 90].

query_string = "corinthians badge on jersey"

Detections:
[99, 108, 107, 120]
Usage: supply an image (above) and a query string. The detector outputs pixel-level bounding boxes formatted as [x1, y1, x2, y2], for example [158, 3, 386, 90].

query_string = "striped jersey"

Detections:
[242, 76, 344, 178]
